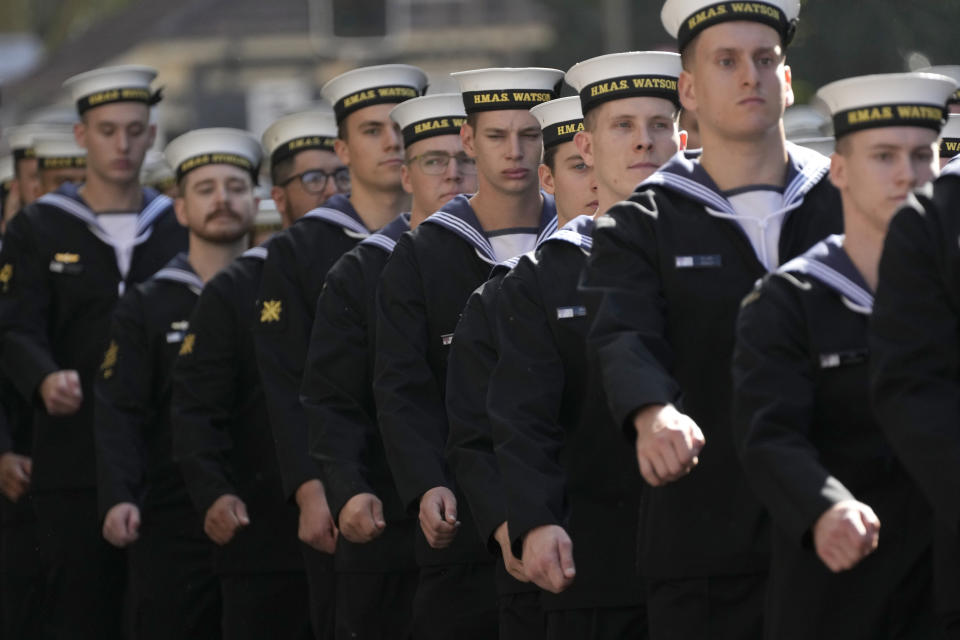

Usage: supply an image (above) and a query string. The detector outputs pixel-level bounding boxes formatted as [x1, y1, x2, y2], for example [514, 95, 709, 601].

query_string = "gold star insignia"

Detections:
[179, 333, 196, 356]
[260, 299, 282, 323]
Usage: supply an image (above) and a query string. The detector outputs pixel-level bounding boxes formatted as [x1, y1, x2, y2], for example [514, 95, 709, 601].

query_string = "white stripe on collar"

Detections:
[779, 235, 874, 313]
[360, 234, 398, 253]
[427, 211, 498, 264]
[243, 246, 268, 260]
[38, 192, 172, 238]
[152, 267, 204, 295]
[304, 206, 370, 237]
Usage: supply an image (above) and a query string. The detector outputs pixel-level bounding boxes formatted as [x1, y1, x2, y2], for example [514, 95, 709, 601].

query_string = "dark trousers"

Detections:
[303, 544, 337, 639]
[499, 590, 546, 640]
[412, 563, 498, 640]
[1, 497, 44, 640]
[545, 605, 647, 640]
[335, 570, 418, 639]
[127, 506, 221, 640]
[646, 574, 765, 640]
[33, 490, 127, 640]
[221, 572, 312, 640]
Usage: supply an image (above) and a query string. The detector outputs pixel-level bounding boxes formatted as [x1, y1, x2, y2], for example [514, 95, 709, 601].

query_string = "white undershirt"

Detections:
[96, 213, 139, 279]
[723, 188, 786, 272]
[488, 229, 538, 263]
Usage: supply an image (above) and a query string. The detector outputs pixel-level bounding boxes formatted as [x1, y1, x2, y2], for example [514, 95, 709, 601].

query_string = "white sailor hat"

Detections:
[63, 65, 161, 115]
[451, 67, 564, 115]
[816, 72, 958, 139]
[254, 199, 283, 230]
[661, 0, 801, 51]
[140, 149, 176, 189]
[164, 128, 263, 183]
[529, 97, 584, 149]
[919, 66, 960, 105]
[565, 52, 681, 115]
[33, 133, 87, 170]
[940, 114, 960, 160]
[0, 156, 14, 186]
[390, 94, 467, 147]
[261, 109, 338, 167]
[6, 124, 47, 160]
[321, 64, 428, 124]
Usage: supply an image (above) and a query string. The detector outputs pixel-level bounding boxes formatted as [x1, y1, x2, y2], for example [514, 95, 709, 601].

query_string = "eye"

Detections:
[422, 155, 446, 168]
[757, 56, 774, 66]
[362, 127, 380, 136]
[522, 132, 541, 139]
[718, 57, 734, 68]
[652, 121, 668, 130]
[486, 133, 504, 140]
[615, 120, 631, 129]
[573, 162, 588, 171]
[875, 152, 894, 162]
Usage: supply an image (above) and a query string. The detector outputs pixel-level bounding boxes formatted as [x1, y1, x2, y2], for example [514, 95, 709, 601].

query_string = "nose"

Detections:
[116, 130, 130, 153]
[742, 59, 760, 88]
[385, 125, 402, 151]
[444, 155, 463, 182]
[506, 132, 523, 160]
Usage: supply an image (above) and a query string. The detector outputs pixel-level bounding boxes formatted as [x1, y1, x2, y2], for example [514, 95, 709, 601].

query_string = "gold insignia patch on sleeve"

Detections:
[0, 264, 13, 293]
[179, 333, 196, 356]
[100, 340, 118, 379]
[260, 300, 282, 323]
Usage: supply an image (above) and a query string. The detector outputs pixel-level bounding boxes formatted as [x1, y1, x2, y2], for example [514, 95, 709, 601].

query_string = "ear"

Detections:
[173, 194, 189, 227]
[334, 138, 350, 167]
[538, 163, 556, 195]
[679, 70, 697, 114]
[829, 147, 847, 191]
[400, 163, 414, 195]
[783, 65, 795, 109]
[678, 130, 688, 151]
[461, 123, 477, 157]
[574, 130, 595, 168]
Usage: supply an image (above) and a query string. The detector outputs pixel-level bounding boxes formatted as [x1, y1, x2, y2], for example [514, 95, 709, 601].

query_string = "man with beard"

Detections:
[253, 65, 427, 636]
[302, 92, 476, 639]
[0, 65, 185, 639]
[579, 1, 844, 636]
[96, 128, 261, 638]
[374, 66, 562, 639]
[171, 109, 344, 640]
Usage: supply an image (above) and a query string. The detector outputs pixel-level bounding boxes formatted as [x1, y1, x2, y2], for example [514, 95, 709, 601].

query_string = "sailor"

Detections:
[6, 124, 45, 207]
[33, 132, 88, 194]
[733, 71, 956, 639]
[0, 64, 186, 639]
[171, 107, 344, 640]
[938, 113, 960, 169]
[373, 66, 562, 639]
[579, 1, 844, 636]
[252, 66, 427, 637]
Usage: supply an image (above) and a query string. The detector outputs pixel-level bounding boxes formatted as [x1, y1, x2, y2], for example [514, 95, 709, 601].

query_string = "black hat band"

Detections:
[832, 103, 946, 138]
[542, 118, 583, 149]
[334, 85, 420, 123]
[941, 138, 960, 158]
[270, 135, 337, 166]
[77, 87, 163, 115]
[176, 153, 258, 182]
[461, 88, 559, 114]
[402, 116, 467, 147]
[13, 148, 35, 161]
[580, 74, 680, 113]
[39, 156, 86, 170]
[677, 2, 796, 51]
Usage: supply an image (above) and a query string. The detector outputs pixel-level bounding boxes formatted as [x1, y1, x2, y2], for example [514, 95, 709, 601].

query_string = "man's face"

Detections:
[174, 164, 258, 243]
[76, 102, 155, 186]
[15, 157, 40, 205]
[461, 110, 542, 196]
[578, 97, 682, 202]
[539, 141, 597, 226]
[830, 126, 939, 234]
[39, 167, 87, 195]
[271, 149, 347, 221]
[680, 22, 793, 142]
[401, 134, 477, 216]
[335, 103, 405, 194]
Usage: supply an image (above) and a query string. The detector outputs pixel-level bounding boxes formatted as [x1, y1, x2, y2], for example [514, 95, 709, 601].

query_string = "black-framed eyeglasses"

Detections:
[407, 152, 477, 176]
[280, 167, 350, 194]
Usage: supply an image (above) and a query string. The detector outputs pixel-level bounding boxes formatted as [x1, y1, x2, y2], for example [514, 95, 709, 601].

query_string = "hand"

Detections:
[204, 494, 250, 545]
[39, 370, 83, 416]
[813, 500, 880, 572]
[633, 404, 705, 486]
[494, 521, 528, 583]
[296, 479, 338, 553]
[103, 502, 141, 548]
[0, 452, 31, 502]
[521, 524, 576, 593]
[339, 492, 386, 544]
[418, 486, 460, 549]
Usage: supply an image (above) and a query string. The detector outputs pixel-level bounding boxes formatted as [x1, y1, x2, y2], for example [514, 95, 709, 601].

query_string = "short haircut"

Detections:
[270, 155, 296, 186]
[680, 34, 700, 71]
[542, 145, 559, 172]
[834, 135, 852, 156]
[466, 113, 479, 131]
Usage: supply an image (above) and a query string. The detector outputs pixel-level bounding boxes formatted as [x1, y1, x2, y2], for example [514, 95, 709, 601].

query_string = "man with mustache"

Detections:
[579, 1, 843, 636]
[0, 65, 186, 639]
[171, 109, 345, 640]
[95, 127, 261, 638]
[374, 67, 562, 639]
[253, 65, 427, 636]
[301, 93, 476, 639]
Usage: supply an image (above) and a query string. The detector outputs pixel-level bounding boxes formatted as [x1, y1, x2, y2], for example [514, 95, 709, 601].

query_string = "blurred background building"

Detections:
[1, 0, 959, 149]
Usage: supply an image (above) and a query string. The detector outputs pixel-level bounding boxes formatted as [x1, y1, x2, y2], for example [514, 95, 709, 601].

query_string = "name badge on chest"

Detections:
[556, 305, 587, 320]
[49, 252, 84, 275]
[675, 254, 722, 269]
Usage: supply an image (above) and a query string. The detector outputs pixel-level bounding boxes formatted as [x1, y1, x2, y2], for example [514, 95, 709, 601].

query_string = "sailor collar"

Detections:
[359, 212, 411, 254]
[779, 234, 873, 314]
[639, 142, 830, 216]
[37, 182, 172, 246]
[543, 214, 594, 253]
[421, 192, 559, 265]
[242, 245, 268, 261]
[941, 154, 960, 178]
[152, 252, 204, 295]
[303, 193, 370, 238]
